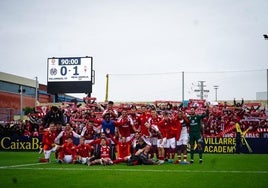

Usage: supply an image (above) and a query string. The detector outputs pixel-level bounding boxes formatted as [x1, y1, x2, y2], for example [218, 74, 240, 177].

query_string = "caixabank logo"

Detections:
[0, 136, 42, 150]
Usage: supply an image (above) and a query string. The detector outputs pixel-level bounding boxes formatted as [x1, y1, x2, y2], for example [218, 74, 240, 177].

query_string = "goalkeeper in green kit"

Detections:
[187, 104, 209, 164]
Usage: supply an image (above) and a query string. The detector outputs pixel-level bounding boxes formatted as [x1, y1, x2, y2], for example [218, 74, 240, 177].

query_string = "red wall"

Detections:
[0, 91, 35, 110]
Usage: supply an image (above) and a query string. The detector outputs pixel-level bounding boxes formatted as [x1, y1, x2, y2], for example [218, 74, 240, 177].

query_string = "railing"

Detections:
[0, 108, 19, 121]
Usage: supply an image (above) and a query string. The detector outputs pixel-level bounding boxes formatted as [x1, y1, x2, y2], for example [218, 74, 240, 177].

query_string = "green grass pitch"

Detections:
[0, 152, 268, 188]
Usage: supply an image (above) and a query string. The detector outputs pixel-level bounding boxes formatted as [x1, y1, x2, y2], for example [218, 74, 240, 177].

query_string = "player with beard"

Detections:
[187, 105, 209, 164]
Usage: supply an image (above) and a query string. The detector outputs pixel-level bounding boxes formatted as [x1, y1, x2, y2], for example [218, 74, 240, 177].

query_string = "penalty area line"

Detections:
[1, 167, 268, 174]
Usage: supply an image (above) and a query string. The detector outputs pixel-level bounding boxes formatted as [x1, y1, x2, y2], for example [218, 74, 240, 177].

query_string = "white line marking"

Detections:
[0, 163, 46, 169]
[1, 166, 267, 174]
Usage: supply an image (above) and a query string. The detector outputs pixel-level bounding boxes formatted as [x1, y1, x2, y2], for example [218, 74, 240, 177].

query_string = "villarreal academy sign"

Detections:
[203, 137, 236, 153]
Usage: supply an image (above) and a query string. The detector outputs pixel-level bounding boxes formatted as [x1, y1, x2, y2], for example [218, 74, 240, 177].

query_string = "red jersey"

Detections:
[58, 141, 77, 161]
[100, 145, 111, 158]
[167, 119, 182, 140]
[109, 134, 134, 158]
[42, 130, 57, 150]
[62, 131, 75, 142]
[147, 115, 161, 126]
[116, 116, 133, 137]
[76, 143, 92, 158]
[81, 127, 95, 140]
[55, 130, 80, 144]
[157, 118, 171, 138]
[129, 113, 140, 133]
[139, 113, 151, 136]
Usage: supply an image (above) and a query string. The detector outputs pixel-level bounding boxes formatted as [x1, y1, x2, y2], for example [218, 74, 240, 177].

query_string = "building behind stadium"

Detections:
[0, 71, 82, 121]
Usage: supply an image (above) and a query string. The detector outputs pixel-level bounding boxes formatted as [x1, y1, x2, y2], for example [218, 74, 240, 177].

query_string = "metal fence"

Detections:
[0, 108, 19, 122]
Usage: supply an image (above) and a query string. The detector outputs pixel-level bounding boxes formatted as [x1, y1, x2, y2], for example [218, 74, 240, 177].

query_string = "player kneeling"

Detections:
[88, 138, 113, 166]
[39, 122, 58, 163]
[58, 137, 77, 164]
[76, 137, 94, 164]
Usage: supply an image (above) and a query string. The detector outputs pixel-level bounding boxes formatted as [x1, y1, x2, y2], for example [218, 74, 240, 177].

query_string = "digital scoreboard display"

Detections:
[47, 56, 94, 93]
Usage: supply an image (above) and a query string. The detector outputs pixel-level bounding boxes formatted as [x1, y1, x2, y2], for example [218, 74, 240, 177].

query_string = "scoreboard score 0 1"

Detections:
[47, 56, 94, 94]
[47, 57, 92, 82]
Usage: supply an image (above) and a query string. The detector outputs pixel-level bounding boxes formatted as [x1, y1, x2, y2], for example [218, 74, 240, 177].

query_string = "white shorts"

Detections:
[81, 157, 88, 164]
[63, 155, 73, 163]
[85, 139, 94, 144]
[165, 137, 176, 149]
[143, 136, 152, 146]
[157, 137, 166, 148]
[44, 146, 57, 159]
[177, 133, 189, 146]
[150, 137, 158, 146]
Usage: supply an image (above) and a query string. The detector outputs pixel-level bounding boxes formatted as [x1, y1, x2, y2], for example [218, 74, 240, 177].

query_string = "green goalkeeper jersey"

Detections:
[188, 110, 208, 134]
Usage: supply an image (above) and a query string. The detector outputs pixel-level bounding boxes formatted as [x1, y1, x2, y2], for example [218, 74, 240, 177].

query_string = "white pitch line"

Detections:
[0, 162, 46, 169]
[1, 166, 267, 174]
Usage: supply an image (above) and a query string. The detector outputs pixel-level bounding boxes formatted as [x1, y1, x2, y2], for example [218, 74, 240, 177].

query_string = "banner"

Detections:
[1, 135, 268, 154]
[0, 136, 42, 151]
[203, 137, 268, 154]
[203, 137, 236, 153]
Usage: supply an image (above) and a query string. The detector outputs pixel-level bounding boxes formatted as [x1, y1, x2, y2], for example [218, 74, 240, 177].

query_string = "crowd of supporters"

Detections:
[1, 97, 267, 165]
[1, 98, 267, 138]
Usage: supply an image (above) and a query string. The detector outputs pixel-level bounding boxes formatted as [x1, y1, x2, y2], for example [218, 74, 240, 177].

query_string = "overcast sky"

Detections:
[0, 0, 267, 102]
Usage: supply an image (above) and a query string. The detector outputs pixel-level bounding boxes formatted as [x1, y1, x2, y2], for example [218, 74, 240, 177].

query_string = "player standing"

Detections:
[80, 121, 96, 144]
[175, 111, 189, 164]
[116, 109, 134, 141]
[187, 105, 209, 164]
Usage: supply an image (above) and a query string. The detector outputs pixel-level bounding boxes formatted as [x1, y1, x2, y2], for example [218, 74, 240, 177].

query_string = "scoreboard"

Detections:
[47, 56, 94, 93]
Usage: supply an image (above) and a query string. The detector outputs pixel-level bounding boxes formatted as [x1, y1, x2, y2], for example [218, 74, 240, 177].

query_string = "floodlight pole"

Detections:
[35, 76, 38, 109]
[105, 74, 109, 102]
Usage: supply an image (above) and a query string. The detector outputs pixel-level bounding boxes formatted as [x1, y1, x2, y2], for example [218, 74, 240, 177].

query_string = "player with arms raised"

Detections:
[187, 104, 209, 164]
